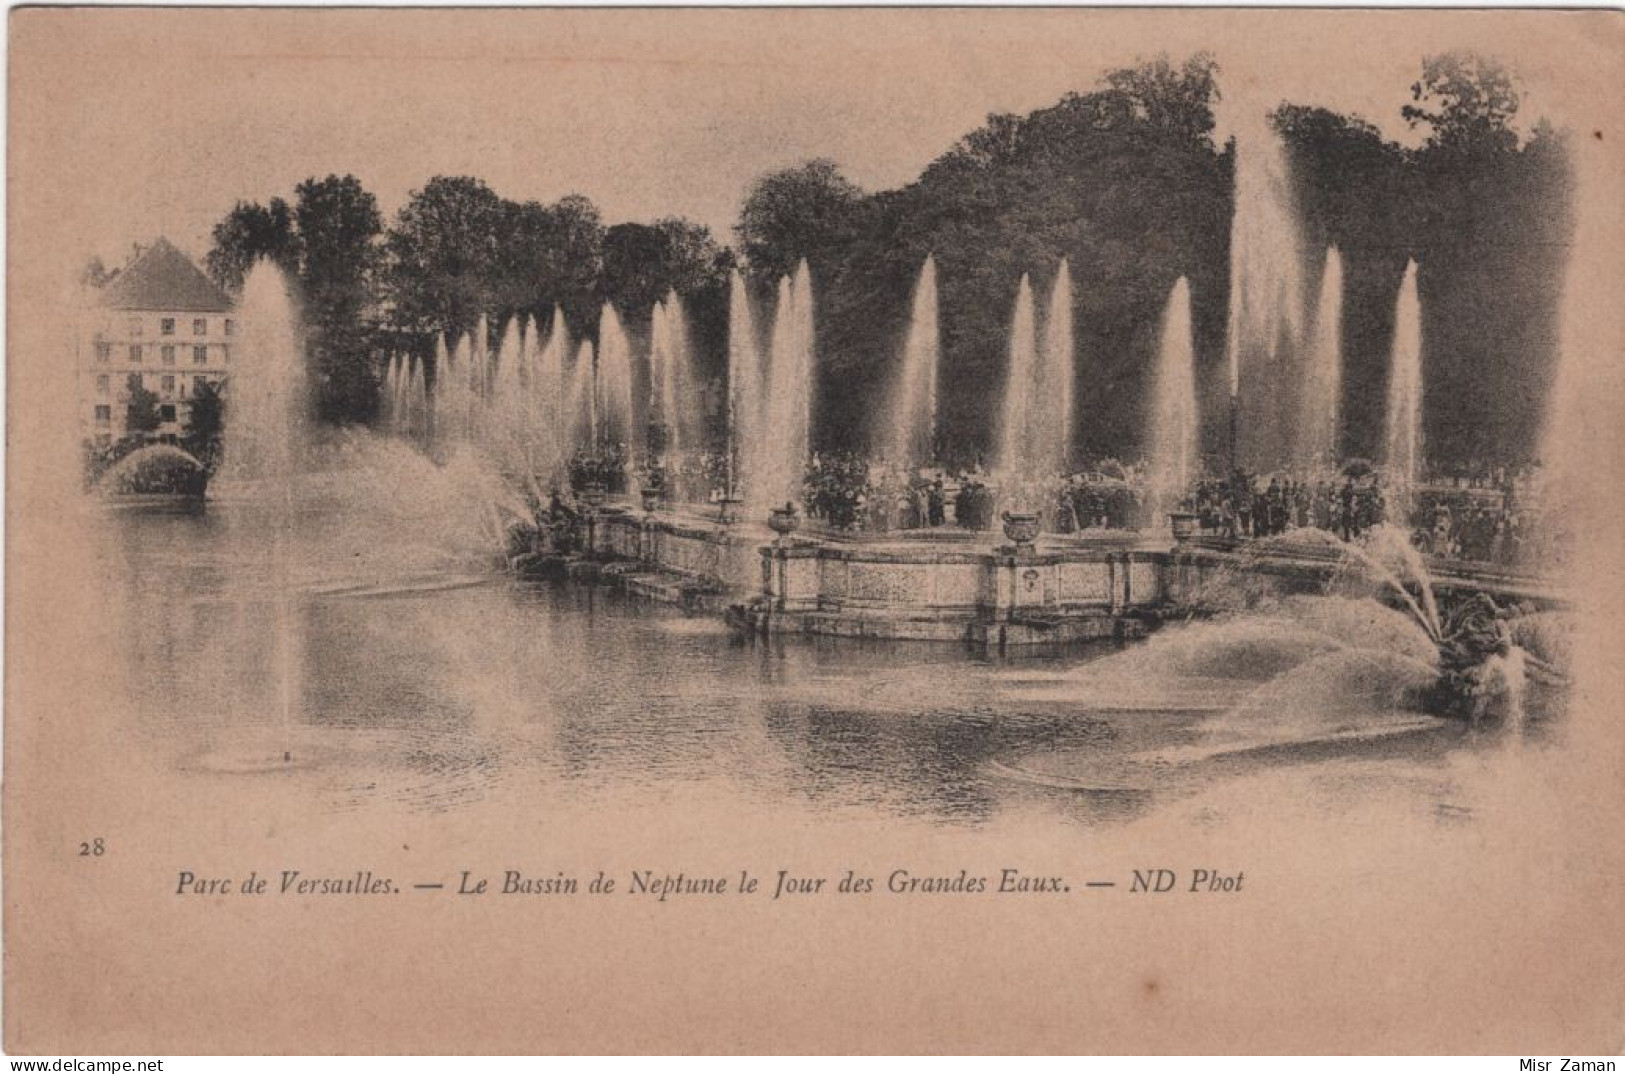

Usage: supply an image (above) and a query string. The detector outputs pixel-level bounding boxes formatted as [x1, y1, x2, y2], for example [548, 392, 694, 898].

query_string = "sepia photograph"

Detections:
[5, 6, 1624, 1057]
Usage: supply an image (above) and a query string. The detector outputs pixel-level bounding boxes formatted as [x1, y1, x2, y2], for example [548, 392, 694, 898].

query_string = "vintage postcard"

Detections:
[6, 6, 1624, 1056]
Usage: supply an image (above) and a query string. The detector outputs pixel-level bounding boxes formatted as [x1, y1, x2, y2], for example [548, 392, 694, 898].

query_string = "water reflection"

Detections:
[99, 506, 1495, 829]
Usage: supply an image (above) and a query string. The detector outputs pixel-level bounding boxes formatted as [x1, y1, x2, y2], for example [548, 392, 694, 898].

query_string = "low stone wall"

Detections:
[593, 507, 762, 594]
[582, 510, 1567, 647]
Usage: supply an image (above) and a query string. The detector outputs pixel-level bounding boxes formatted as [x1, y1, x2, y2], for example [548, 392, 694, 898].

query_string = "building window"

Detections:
[95, 374, 110, 395]
[128, 317, 143, 337]
[221, 345, 231, 363]
[192, 345, 208, 364]
[161, 318, 175, 335]
[128, 344, 143, 363]
[224, 319, 234, 336]
[95, 342, 112, 363]
[161, 375, 176, 394]
[94, 405, 111, 424]
[160, 404, 177, 423]
[193, 318, 207, 336]
[193, 376, 208, 395]
[161, 345, 176, 365]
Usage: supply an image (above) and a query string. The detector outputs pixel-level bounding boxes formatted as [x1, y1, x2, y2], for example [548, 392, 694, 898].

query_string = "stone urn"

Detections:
[1001, 510, 1041, 551]
[640, 486, 662, 514]
[1168, 511, 1200, 543]
[768, 502, 801, 539]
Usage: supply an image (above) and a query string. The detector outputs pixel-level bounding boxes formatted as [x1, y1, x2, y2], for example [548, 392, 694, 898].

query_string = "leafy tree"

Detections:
[295, 175, 383, 424]
[295, 175, 381, 325]
[384, 175, 506, 338]
[205, 198, 299, 293]
[540, 194, 606, 333]
[1102, 52, 1221, 143]
[1403, 52, 1522, 157]
[182, 377, 226, 470]
[487, 199, 558, 326]
[737, 159, 864, 284]
[124, 375, 161, 436]
[601, 217, 728, 320]
[600, 218, 734, 426]
[1273, 52, 1571, 470]
[206, 176, 385, 425]
[757, 55, 1231, 458]
[654, 218, 732, 295]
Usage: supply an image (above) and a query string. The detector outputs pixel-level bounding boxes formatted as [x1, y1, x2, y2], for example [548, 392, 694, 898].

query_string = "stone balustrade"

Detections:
[585, 507, 1567, 650]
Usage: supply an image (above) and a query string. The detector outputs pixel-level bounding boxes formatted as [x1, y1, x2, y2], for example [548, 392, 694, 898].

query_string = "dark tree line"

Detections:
[736, 52, 1570, 472]
[200, 52, 1571, 473]
[206, 176, 732, 428]
[1276, 52, 1571, 471]
[207, 176, 380, 424]
[735, 56, 1233, 460]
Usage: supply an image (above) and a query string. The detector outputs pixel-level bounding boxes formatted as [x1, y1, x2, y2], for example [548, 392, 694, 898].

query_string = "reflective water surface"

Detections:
[98, 491, 1536, 833]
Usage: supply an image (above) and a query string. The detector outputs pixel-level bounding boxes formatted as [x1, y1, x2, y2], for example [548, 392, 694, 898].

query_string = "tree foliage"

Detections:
[1277, 53, 1570, 468]
[740, 56, 1231, 456]
[295, 175, 381, 326]
[384, 176, 506, 339]
[183, 377, 226, 470]
[125, 375, 161, 435]
[188, 51, 1570, 470]
[206, 176, 383, 424]
[1403, 52, 1522, 157]
[205, 198, 299, 294]
[737, 159, 865, 284]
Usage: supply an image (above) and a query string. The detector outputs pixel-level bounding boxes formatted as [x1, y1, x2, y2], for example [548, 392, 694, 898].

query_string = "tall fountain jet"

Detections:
[405, 355, 428, 441]
[390, 354, 409, 435]
[997, 274, 1039, 478]
[1298, 246, 1344, 472]
[752, 260, 816, 514]
[1226, 110, 1305, 471]
[222, 260, 309, 735]
[650, 291, 690, 464]
[1385, 259, 1424, 516]
[225, 263, 307, 486]
[472, 313, 490, 399]
[428, 333, 448, 443]
[1042, 259, 1076, 476]
[726, 269, 760, 504]
[487, 315, 526, 470]
[381, 355, 402, 434]
[597, 303, 636, 454]
[885, 254, 940, 471]
[1148, 277, 1199, 522]
[494, 315, 523, 398]
[436, 332, 476, 448]
[565, 339, 597, 459]
[532, 307, 568, 482]
[997, 264, 1075, 487]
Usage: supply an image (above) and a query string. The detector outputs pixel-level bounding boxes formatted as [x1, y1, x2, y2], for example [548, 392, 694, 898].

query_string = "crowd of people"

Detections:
[1409, 489, 1538, 566]
[544, 439, 1552, 571]
[1183, 472, 1388, 541]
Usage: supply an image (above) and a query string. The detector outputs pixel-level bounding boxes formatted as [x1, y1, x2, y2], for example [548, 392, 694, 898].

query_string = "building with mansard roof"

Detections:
[80, 238, 236, 446]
